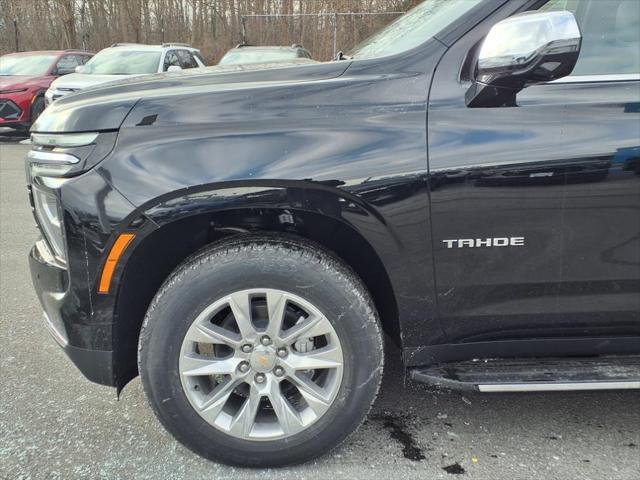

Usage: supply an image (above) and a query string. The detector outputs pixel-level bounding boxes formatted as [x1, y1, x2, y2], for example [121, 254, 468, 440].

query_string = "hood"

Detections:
[50, 72, 147, 91]
[0, 75, 47, 91]
[33, 60, 349, 133]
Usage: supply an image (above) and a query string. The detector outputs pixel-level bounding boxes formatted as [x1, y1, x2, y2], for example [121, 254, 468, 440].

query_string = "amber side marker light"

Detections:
[98, 233, 136, 294]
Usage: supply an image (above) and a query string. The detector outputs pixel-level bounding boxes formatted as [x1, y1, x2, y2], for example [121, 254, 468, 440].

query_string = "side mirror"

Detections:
[167, 65, 182, 73]
[75, 65, 85, 74]
[466, 11, 581, 108]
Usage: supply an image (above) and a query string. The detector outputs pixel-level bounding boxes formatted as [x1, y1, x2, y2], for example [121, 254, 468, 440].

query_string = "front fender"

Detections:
[102, 43, 445, 351]
[143, 180, 390, 232]
[115, 178, 443, 350]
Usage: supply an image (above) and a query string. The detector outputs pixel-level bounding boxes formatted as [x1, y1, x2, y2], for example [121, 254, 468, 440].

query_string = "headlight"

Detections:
[32, 132, 98, 148]
[26, 131, 118, 265]
[26, 131, 116, 179]
[32, 186, 66, 264]
[27, 150, 81, 177]
[0, 88, 28, 94]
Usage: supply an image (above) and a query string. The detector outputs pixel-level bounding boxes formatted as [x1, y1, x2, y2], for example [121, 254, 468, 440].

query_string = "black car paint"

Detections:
[426, 10, 640, 351]
[28, 0, 640, 388]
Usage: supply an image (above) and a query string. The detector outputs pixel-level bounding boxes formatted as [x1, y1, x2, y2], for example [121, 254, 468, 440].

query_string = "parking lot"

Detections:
[1, 135, 639, 480]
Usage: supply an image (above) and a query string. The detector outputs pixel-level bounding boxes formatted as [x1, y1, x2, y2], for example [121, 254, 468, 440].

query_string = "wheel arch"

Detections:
[112, 185, 401, 390]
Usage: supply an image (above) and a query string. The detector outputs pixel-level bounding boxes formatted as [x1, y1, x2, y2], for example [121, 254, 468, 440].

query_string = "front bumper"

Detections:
[29, 240, 114, 385]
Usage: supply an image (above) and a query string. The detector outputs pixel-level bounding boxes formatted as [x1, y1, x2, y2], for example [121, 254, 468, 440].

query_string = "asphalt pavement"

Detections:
[1, 134, 639, 479]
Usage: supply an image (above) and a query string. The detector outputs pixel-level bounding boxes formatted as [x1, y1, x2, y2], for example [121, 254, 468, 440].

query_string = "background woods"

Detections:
[0, 0, 421, 62]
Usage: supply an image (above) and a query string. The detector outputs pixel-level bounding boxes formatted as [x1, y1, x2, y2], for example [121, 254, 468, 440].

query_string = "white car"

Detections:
[45, 43, 205, 105]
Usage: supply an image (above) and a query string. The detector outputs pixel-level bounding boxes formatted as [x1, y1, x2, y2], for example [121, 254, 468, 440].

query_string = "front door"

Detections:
[427, 0, 640, 343]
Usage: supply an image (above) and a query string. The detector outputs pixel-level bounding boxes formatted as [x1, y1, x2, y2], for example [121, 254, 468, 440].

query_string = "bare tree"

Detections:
[0, 0, 421, 62]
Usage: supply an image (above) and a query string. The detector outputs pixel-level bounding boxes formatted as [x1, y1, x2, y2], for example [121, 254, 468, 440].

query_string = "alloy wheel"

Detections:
[179, 289, 344, 440]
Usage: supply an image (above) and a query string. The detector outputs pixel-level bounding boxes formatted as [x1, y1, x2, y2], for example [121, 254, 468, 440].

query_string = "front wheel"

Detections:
[138, 236, 384, 467]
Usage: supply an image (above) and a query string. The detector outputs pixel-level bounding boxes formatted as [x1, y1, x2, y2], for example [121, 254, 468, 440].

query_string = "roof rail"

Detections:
[161, 42, 192, 48]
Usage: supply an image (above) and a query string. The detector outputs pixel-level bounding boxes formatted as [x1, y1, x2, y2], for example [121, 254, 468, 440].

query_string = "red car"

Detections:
[0, 50, 93, 132]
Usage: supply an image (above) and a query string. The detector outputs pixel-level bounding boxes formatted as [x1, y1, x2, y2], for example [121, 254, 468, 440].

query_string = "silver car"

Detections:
[45, 43, 205, 105]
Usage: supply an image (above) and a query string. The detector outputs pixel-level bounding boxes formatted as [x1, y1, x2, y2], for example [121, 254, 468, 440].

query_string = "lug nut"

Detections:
[276, 348, 287, 358]
[274, 366, 284, 377]
[241, 344, 252, 353]
[260, 336, 272, 346]
[238, 361, 250, 373]
[254, 373, 266, 384]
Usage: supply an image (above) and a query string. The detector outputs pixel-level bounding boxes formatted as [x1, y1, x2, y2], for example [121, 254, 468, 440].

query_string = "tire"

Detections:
[138, 235, 384, 467]
[30, 96, 45, 126]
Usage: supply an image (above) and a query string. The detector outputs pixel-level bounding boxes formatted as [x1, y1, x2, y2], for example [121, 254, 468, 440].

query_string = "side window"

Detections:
[176, 50, 199, 69]
[56, 55, 80, 75]
[193, 51, 206, 66]
[542, 0, 640, 76]
[78, 55, 91, 65]
[163, 50, 180, 71]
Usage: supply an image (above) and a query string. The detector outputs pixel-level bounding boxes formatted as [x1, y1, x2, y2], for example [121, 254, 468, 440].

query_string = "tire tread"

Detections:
[138, 234, 384, 466]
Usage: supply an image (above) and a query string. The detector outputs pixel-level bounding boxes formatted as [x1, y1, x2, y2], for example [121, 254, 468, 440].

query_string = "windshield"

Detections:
[349, 0, 484, 59]
[82, 50, 161, 75]
[0, 54, 57, 76]
[219, 49, 298, 66]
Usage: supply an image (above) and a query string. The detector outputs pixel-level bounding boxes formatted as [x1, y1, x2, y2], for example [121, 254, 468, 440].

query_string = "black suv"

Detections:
[26, 0, 639, 468]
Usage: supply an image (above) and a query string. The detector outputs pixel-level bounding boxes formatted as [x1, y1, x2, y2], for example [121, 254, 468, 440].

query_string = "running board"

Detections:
[410, 356, 640, 392]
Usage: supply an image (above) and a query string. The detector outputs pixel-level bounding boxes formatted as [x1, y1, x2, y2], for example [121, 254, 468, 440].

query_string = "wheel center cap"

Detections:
[249, 346, 276, 373]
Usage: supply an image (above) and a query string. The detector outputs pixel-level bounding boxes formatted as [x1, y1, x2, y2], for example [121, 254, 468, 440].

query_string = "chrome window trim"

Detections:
[550, 73, 640, 84]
